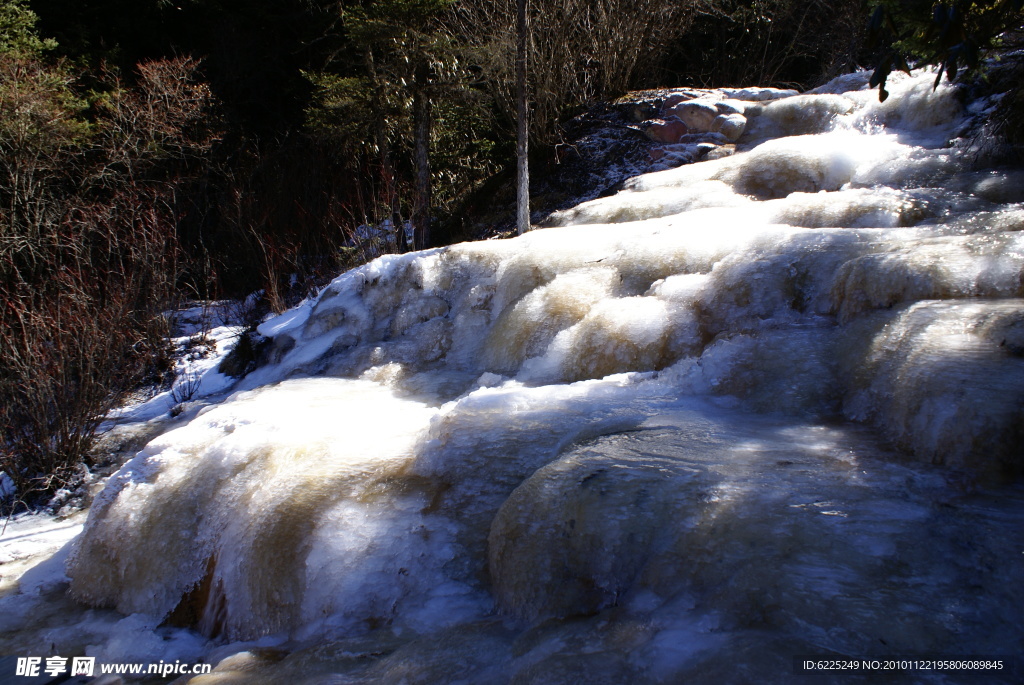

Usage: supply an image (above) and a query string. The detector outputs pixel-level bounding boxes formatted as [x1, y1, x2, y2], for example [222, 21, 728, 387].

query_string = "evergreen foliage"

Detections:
[306, 0, 495, 248]
[0, 0, 54, 56]
[868, 0, 1024, 100]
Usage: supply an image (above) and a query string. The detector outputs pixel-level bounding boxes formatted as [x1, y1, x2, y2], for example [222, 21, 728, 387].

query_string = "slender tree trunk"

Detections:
[515, 0, 529, 235]
[412, 59, 431, 251]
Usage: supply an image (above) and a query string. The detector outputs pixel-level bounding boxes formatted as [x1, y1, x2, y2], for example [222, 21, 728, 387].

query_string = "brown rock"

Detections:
[704, 144, 736, 161]
[644, 117, 688, 144]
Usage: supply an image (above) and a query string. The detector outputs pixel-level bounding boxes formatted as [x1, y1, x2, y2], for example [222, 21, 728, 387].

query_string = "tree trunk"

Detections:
[515, 0, 529, 235]
[412, 59, 432, 251]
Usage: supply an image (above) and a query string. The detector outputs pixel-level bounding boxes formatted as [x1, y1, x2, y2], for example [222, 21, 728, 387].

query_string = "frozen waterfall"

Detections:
[48, 70, 1024, 682]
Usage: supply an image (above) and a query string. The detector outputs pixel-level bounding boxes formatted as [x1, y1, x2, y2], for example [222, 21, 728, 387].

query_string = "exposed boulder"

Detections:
[663, 91, 703, 108]
[713, 112, 748, 141]
[644, 116, 688, 144]
[716, 100, 746, 115]
[670, 100, 720, 131]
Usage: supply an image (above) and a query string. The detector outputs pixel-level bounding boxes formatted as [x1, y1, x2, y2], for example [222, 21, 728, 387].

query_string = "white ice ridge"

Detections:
[62, 69, 1024, 663]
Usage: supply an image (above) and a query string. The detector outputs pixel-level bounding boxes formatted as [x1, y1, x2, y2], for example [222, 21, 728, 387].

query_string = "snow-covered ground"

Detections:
[106, 303, 246, 424]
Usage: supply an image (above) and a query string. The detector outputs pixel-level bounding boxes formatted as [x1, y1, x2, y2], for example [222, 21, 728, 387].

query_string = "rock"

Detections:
[691, 141, 737, 162]
[661, 90, 704, 110]
[716, 99, 746, 115]
[695, 142, 718, 158]
[644, 117, 688, 144]
[743, 103, 765, 118]
[724, 86, 800, 102]
[662, 93, 691, 109]
[713, 112, 747, 142]
[679, 131, 731, 145]
[670, 100, 720, 132]
[0, 471, 14, 500]
[704, 143, 736, 160]
[619, 102, 658, 122]
[488, 455, 687, 621]
[650, 144, 698, 170]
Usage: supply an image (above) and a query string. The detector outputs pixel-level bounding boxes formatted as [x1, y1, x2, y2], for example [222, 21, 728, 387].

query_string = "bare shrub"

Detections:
[0, 55, 217, 501]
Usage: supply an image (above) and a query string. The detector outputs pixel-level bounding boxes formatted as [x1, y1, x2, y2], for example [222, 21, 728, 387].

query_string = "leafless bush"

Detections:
[0, 55, 217, 501]
[0, 254, 170, 498]
[171, 368, 203, 407]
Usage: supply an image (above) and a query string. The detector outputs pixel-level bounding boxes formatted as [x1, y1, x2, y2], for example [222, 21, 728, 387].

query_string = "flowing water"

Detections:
[5, 70, 1024, 683]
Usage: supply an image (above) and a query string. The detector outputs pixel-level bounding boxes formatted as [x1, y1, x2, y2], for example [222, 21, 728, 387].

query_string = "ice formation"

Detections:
[48, 70, 1024, 681]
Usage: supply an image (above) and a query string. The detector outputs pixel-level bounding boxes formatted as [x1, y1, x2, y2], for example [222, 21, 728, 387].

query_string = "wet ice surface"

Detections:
[4, 69, 1024, 682]
[509, 410, 1024, 684]
[143, 393, 1023, 685]
[492, 408, 1024, 657]
[46, 376, 1024, 684]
